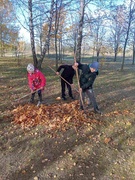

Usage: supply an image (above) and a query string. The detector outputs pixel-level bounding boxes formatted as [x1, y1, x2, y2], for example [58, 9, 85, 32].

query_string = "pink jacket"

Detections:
[27, 69, 46, 90]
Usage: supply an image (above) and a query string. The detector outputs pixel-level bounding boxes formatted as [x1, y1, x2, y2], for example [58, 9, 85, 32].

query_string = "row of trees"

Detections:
[1, 0, 135, 70]
[0, 0, 20, 56]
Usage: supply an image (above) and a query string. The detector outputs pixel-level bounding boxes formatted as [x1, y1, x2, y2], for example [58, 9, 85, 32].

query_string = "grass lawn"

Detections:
[0, 56, 135, 180]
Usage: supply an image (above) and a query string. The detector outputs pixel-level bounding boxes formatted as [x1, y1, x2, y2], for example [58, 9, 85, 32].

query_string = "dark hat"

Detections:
[89, 61, 99, 70]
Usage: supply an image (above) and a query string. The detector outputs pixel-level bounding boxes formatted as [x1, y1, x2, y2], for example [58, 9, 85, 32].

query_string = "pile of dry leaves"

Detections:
[12, 100, 100, 133]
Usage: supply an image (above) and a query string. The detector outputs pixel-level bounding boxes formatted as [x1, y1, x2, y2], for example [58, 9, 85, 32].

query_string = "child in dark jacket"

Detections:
[75, 61, 101, 114]
[27, 63, 46, 106]
[56, 64, 76, 100]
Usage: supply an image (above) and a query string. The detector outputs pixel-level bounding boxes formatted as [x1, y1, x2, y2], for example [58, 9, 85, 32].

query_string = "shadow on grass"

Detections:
[6, 123, 110, 180]
[5, 115, 134, 180]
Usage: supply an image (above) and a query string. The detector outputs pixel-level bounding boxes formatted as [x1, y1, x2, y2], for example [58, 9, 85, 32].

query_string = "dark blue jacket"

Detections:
[78, 62, 98, 91]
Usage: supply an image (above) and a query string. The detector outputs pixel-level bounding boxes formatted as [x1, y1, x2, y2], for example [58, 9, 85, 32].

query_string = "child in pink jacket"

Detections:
[27, 63, 46, 106]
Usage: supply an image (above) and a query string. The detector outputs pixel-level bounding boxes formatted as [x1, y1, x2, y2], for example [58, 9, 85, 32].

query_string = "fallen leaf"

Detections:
[104, 137, 111, 144]
[12, 101, 100, 133]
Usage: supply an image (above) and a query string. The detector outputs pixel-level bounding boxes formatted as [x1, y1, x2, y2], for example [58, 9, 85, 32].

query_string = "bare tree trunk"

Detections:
[121, 0, 134, 71]
[74, 33, 77, 54]
[114, 44, 118, 62]
[54, 0, 62, 70]
[60, 37, 63, 63]
[38, 0, 55, 69]
[97, 50, 100, 62]
[28, 0, 38, 68]
[132, 30, 135, 65]
[55, 0, 58, 70]
[121, 23, 131, 71]
[58, 38, 61, 62]
[132, 44, 135, 65]
[76, 0, 85, 62]
[39, 34, 43, 55]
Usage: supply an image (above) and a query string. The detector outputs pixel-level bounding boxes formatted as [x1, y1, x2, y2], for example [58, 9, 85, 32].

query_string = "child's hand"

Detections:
[31, 89, 34, 93]
[79, 88, 82, 92]
[31, 88, 36, 93]
[71, 84, 74, 88]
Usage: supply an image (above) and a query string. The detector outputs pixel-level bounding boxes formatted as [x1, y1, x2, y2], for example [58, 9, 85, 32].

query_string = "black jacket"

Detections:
[78, 62, 98, 91]
[57, 65, 75, 83]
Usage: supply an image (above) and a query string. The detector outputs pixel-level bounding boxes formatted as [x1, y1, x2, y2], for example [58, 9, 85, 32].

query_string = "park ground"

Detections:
[0, 56, 135, 180]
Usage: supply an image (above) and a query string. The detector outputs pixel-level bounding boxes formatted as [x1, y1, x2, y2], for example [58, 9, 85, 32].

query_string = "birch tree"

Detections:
[76, 0, 85, 62]
[121, 0, 135, 71]
[28, 0, 37, 67]
[109, 5, 125, 62]
[91, 12, 107, 61]
[28, 0, 55, 68]
[38, 0, 55, 68]
[0, 0, 19, 56]
[132, 30, 135, 64]
[12, 0, 55, 68]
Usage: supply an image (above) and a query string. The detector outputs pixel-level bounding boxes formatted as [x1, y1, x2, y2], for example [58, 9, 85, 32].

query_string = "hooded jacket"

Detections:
[77, 62, 98, 91]
[27, 69, 46, 90]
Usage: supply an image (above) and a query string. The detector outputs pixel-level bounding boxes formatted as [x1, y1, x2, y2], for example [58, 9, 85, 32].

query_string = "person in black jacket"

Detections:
[75, 61, 101, 114]
[56, 64, 76, 100]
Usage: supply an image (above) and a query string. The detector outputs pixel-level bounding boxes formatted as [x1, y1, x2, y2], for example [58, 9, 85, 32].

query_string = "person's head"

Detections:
[72, 62, 78, 70]
[72, 62, 79, 69]
[89, 61, 99, 72]
[74, 62, 79, 67]
[27, 63, 35, 74]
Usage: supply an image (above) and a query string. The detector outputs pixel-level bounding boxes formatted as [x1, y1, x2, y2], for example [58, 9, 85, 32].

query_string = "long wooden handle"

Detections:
[14, 88, 42, 102]
[74, 55, 84, 109]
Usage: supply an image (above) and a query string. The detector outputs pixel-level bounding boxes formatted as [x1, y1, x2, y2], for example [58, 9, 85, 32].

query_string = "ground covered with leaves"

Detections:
[0, 57, 135, 180]
[12, 101, 102, 132]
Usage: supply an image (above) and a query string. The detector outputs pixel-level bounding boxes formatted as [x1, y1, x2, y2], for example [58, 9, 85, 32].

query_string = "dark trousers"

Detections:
[80, 89, 98, 110]
[31, 90, 42, 102]
[61, 79, 73, 98]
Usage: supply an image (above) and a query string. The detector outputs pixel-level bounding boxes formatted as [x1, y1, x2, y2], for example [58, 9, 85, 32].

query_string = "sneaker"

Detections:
[30, 99, 34, 103]
[70, 96, 75, 100]
[94, 108, 102, 114]
[62, 97, 67, 100]
[80, 105, 84, 110]
[87, 103, 92, 108]
[37, 101, 42, 107]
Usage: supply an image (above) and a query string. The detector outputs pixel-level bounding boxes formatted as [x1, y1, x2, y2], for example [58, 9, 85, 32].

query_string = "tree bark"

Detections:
[28, 0, 38, 68]
[114, 44, 118, 62]
[38, 0, 55, 69]
[132, 44, 135, 65]
[76, 0, 85, 62]
[121, 0, 134, 71]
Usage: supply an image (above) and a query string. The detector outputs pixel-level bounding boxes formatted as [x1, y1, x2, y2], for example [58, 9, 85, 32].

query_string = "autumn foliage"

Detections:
[12, 100, 100, 133]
